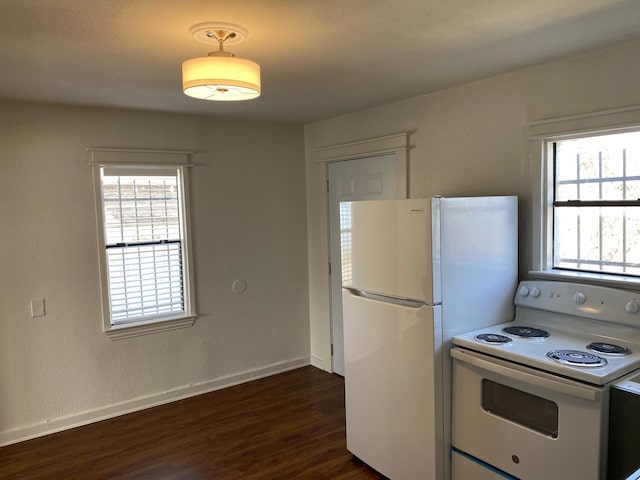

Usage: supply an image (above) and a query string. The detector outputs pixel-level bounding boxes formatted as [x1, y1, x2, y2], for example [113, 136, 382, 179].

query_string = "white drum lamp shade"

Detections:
[182, 55, 261, 101]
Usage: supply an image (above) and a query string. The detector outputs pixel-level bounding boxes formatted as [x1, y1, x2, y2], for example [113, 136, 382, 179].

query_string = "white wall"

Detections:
[305, 38, 640, 372]
[0, 102, 309, 443]
[3, 34, 640, 441]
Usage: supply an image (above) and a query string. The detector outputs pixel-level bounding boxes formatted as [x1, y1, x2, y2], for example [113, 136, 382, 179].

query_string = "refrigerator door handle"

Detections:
[344, 288, 439, 308]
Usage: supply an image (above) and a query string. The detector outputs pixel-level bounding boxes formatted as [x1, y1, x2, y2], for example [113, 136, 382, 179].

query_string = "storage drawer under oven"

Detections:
[451, 347, 606, 480]
[452, 448, 517, 479]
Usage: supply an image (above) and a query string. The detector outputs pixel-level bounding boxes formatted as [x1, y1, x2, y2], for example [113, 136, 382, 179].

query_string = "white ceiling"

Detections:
[2, 0, 640, 123]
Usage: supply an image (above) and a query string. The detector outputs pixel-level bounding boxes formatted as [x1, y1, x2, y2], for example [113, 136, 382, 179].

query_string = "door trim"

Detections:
[315, 132, 410, 164]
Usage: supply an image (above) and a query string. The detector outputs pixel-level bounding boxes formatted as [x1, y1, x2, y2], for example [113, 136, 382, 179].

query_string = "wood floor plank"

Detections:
[0, 366, 387, 479]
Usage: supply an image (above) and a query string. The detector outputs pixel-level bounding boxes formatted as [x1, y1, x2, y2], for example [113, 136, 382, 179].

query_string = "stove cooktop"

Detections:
[452, 280, 640, 386]
[453, 321, 640, 385]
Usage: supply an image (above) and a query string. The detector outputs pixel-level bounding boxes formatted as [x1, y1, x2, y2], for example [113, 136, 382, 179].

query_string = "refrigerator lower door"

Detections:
[343, 289, 441, 480]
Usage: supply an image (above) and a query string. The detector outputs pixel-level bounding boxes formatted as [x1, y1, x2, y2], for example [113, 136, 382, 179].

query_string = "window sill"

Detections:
[104, 314, 197, 340]
[530, 270, 640, 291]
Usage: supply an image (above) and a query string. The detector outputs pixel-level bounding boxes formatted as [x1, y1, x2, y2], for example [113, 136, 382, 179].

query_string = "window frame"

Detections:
[530, 120, 640, 289]
[90, 149, 197, 339]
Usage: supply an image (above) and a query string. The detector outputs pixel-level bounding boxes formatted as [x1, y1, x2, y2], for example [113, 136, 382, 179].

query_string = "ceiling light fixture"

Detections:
[182, 22, 261, 101]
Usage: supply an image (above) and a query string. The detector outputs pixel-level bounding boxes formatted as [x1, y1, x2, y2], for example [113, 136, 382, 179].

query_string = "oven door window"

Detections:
[482, 379, 559, 438]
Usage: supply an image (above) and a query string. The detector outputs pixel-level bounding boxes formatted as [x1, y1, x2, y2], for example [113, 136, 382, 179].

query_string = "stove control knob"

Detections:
[574, 292, 587, 305]
[519, 286, 530, 297]
[625, 301, 639, 314]
[530, 287, 541, 298]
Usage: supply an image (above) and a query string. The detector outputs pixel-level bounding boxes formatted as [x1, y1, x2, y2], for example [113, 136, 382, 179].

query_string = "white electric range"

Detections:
[450, 280, 640, 480]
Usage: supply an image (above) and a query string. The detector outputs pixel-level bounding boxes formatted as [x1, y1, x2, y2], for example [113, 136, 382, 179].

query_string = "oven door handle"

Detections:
[451, 348, 601, 401]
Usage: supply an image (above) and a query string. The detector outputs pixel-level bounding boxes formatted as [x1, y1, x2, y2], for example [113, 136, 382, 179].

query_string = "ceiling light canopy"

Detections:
[182, 22, 261, 102]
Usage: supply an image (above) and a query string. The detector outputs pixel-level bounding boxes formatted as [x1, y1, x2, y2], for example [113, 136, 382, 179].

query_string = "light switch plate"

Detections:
[31, 298, 46, 318]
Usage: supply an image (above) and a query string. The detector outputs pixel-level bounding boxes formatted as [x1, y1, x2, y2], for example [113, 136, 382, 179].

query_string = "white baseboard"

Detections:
[310, 354, 330, 372]
[0, 356, 310, 447]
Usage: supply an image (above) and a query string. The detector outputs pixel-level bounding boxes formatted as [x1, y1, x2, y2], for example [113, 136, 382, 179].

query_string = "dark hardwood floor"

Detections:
[0, 366, 386, 479]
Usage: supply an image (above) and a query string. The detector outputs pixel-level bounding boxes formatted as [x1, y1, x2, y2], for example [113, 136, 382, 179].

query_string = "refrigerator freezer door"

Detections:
[345, 198, 435, 304]
[343, 289, 441, 480]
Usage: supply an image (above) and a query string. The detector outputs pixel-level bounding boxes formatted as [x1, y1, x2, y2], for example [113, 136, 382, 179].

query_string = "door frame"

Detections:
[314, 133, 409, 373]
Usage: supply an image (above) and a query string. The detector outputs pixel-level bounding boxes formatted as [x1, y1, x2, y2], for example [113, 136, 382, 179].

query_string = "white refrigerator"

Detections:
[342, 196, 517, 480]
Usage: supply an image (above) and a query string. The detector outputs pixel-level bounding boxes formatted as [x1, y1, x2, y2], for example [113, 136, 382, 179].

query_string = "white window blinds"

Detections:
[101, 167, 185, 324]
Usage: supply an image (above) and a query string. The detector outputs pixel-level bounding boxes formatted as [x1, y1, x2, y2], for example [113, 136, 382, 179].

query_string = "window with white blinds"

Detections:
[101, 167, 185, 324]
[92, 159, 195, 335]
[339, 202, 353, 285]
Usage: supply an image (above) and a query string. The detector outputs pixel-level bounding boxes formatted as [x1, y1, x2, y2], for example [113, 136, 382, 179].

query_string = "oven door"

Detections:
[451, 347, 607, 480]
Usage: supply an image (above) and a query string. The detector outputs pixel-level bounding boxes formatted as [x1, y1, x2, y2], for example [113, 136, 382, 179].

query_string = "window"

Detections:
[339, 201, 353, 285]
[552, 131, 640, 277]
[482, 379, 558, 438]
[91, 151, 196, 339]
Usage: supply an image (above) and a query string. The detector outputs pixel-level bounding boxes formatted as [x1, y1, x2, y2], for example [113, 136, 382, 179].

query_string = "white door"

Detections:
[327, 154, 404, 375]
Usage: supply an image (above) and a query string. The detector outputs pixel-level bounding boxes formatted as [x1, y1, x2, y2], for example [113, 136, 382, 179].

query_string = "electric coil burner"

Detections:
[587, 342, 632, 356]
[475, 333, 512, 344]
[454, 282, 640, 384]
[546, 349, 608, 367]
[502, 326, 549, 338]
